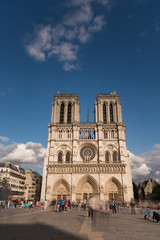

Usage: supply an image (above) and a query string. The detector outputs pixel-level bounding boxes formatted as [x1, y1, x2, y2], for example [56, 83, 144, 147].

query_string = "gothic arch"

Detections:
[56, 144, 72, 153]
[67, 102, 72, 124]
[105, 177, 122, 200]
[52, 177, 71, 193]
[76, 174, 99, 194]
[57, 151, 63, 163]
[104, 144, 118, 152]
[60, 102, 64, 124]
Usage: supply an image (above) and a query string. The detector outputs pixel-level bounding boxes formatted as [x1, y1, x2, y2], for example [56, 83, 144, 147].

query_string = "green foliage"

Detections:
[151, 184, 160, 200]
[132, 182, 139, 199]
[0, 178, 11, 200]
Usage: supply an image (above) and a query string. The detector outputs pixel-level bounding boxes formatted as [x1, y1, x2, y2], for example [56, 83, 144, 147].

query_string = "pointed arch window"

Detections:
[111, 130, 114, 139]
[113, 152, 117, 163]
[66, 152, 70, 163]
[103, 103, 107, 123]
[60, 103, 64, 124]
[58, 152, 63, 163]
[110, 103, 114, 123]
[105, 152, 110, 163]
[67, 103, 72, 124]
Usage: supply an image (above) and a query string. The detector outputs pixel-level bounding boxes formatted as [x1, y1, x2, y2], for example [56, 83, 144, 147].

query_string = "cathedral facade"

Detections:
[41, 91, 133, 203]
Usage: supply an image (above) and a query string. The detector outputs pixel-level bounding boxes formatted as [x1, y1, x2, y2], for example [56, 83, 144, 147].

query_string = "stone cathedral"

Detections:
[41, 91, 133, 203]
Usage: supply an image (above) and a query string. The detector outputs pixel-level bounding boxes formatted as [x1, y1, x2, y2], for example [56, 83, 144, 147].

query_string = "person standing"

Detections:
[112, 199, 117, 215]
[130, 199, 136, 214]
[61, 199, 65, 212]
[83, 198, 87, 211]
[88, 198, 94, 218]
[64, 200, 67, 212]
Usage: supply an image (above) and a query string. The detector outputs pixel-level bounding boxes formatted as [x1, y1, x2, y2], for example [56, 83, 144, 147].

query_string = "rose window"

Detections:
[80, 145, 96, 162]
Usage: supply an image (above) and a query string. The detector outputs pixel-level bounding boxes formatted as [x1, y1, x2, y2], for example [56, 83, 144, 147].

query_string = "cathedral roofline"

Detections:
[97, 91, 119, 98]
[54, 91, 78, 98]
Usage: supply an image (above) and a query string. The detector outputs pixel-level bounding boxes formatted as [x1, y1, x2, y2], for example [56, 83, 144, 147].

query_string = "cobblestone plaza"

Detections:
[0, 207, 159, 240]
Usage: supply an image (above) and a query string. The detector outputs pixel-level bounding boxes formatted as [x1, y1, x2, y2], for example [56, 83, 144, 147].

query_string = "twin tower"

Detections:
[41, 91, 133, 203]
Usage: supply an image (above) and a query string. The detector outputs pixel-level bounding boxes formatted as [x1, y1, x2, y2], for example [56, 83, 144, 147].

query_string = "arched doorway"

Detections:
[76, 175, 99, 203]
[105, 177, 122, 201]
[52, 178, 70, 202]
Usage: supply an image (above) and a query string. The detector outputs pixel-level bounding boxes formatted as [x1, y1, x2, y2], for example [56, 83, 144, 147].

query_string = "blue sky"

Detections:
[0, 0, 160, 183]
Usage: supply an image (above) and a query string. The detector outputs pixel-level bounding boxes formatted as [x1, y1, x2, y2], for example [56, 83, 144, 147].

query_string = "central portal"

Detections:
[76, 175, 99, 203]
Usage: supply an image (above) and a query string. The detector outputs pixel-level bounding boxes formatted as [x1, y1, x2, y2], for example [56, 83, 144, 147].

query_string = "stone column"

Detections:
[113, 103, 117, 123]
[71, 103, 74, 122]
[117, 101, 122, 123]
[107, 103, 110, 123]
[94, 101, 97, 123]
[64, 102, 68, 123]
[74, 102, 77, 122]
[54, 100, 57, 123]
[51, 102, 55, 123]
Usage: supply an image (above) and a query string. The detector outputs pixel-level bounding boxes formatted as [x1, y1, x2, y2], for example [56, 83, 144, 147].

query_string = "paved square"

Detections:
[0, 208, 159, 240]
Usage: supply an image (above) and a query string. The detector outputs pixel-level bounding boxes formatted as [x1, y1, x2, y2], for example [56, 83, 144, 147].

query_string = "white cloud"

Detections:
[89, 15, 106, 32]
[25, 0, 108, 70]
[155, 171, 160, 176]
[51, 42, 79, 62]
[0, 142, 46, 165]
[65, 4, 93, 27]
[0, 136, 9, 142]
[129, 144, 160, 181]
[132, 163, 151, 177]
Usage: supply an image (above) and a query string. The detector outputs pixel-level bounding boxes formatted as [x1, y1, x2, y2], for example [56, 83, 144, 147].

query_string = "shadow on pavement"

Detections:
[0, 223, 86, 240]
[78, 214, 86, 217]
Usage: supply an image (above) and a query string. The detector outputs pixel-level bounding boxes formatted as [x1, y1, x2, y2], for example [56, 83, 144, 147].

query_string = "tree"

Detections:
[0, 177, 11, 200]
[151, 184, 160, 200]
[132, 182, 139, 199]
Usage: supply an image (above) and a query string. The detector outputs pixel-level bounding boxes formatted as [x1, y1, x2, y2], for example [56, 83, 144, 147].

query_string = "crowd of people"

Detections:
[1, 198, 160, 222]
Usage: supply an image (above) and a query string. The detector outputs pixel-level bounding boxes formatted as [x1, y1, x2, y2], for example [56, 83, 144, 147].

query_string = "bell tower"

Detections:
[51, 91, 80, 124]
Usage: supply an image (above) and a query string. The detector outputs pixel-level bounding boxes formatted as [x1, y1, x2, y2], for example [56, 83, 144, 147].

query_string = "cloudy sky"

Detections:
[0, 0, 160, 183]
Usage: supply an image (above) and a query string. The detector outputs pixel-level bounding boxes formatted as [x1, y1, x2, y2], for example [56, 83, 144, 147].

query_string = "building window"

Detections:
[60, 103, 64, 124]
[110, 103, 113, 123]
[104, 131, 108, 139]
[66, 152, 70, 163]
[58, 152, 63, 163]
[105, 152, 110, 163]
[59, 130, 62, 139]
[113, 152, 117, 163]
[111, 130, 114, 139]
[67, 103, 72, 124]
[103, 103, 107, 123]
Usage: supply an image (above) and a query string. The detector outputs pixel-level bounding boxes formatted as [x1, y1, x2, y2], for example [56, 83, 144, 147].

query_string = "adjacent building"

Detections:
[41, 91, 133, 203]
[0, 162, 26, 200]
[25, 169, 42, 202]
[0, 162, 42, 202]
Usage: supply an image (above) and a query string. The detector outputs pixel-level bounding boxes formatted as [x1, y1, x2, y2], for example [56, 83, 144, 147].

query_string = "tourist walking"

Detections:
[83, 198, 87, 210]
[112, 199, 117, 215]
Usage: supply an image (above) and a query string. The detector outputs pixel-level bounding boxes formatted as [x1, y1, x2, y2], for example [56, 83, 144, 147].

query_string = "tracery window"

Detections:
[110, 103, 114, 123]
[103, 103, 107, 123]
[113, 152, 117, 163]
[58, 152, 63, 163]
[111, 130, 114, 139]
[67, 103, 72, 124]
[80, 145, 96, 162]
[67, 129, 71, 139]
[105, 152, 110, 163]
[59, 130, 62, 139]
[104, 130, 108, 139]
[66, 152, 70, 163]
[60, 103, 64, 124]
